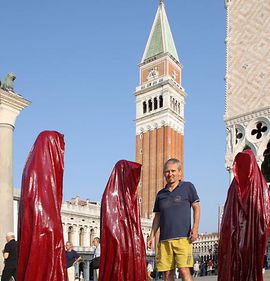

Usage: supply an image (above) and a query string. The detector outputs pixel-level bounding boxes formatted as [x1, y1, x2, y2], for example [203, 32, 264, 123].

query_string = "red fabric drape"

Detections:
[99, 160, 147, 281]
[218, 149, 270, 281]
[18, 131, 67, 281]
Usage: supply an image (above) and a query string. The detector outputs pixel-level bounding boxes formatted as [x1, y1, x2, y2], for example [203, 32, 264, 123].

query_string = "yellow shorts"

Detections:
[155, 238, 193, 271]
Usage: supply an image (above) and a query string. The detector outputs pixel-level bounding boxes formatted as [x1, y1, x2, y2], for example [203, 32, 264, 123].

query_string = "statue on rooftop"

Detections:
[0, 72, 16, 92]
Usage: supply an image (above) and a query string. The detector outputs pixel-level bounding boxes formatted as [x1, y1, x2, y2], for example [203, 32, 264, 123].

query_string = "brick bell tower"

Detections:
[135, 1, 186, 219]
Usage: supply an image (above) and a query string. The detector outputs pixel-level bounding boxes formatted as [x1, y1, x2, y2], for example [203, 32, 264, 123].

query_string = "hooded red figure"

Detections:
[218, 149, 270, 281]
[18, 131, 67, 281]
[99, 160, 147, 281]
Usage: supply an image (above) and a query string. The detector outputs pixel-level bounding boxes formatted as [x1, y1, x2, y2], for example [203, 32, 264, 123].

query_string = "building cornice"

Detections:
[224, 107, 270, 125]
[134, 77, 185, 97]
[0, 89, 31, 126]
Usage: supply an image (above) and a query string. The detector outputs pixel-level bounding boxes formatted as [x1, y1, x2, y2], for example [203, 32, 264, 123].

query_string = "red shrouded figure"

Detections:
[218, 149, 270, 281]
[17, 131, 67, 281]
[99, 160, 147, 281]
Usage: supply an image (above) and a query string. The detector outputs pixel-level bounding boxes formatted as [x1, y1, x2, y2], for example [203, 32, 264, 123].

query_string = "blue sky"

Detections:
[1, 0, 227, 232]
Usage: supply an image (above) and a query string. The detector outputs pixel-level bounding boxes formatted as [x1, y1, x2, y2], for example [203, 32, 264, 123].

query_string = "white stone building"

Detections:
[13, 192, 153, 279]
[192, 232, 219, 261]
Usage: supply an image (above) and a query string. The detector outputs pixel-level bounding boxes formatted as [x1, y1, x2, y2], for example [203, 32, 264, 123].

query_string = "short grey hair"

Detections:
[163, 158, 181, 172]
[6, 232, 15, 238]
[93, 237, 100, 243]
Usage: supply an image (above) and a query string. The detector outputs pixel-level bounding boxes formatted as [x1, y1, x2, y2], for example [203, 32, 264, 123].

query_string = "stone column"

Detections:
[74, 225, 79, 246]
[84, 260, 90, 281]
[84, 227, 90, 247]
[62, 223, 68, 243]
[0, 89, 31, 273]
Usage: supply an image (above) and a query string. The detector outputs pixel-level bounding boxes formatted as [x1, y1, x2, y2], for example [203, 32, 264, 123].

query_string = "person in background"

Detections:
[1, 232, 17, 281]
[91, 237, 100, 281]
[193, 261, 200, 277]
[147, 261, 153, 280]
[65, 242, 81, 281]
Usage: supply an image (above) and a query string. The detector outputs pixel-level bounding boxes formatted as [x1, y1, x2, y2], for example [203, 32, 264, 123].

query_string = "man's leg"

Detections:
[1, 267, 13, 281]
[67, 266, 75, 281]
[164, 269, 174, 281]
[179, 268, 193, 281]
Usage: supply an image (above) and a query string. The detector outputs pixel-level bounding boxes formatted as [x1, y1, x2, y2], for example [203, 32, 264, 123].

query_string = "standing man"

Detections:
[148, 158, 200, 281]
[1, 232, 17, 281]
[65, 242, 81, 281]
[90, 237, 100, 281]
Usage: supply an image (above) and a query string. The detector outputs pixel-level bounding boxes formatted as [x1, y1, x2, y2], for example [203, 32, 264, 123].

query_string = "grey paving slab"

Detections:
[172, 270, 270, 280]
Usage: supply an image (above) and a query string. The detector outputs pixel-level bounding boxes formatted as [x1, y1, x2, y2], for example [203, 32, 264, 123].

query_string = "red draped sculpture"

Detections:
[18, 131, 67, 281]
[218, 149, 270, 281]
[99, 160, 147, 281]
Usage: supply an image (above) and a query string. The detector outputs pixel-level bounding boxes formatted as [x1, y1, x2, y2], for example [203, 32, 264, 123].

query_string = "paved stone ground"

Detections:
[173, 269, 270, 280]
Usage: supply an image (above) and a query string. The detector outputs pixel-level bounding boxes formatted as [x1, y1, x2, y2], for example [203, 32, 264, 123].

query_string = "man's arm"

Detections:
[3, 252, 9, 260]
[3, 244, 10, 260]
[73, 256, 82, 266]
[190, 202, 200, 242]
[147, 212, 160, 250]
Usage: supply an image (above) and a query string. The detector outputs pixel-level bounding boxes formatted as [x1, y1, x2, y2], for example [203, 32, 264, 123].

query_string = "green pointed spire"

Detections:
[142, 2, 179, 63]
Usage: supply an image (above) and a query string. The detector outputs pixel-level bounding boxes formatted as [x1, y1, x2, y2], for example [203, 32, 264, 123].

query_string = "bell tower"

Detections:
[135, 1, 186, 218]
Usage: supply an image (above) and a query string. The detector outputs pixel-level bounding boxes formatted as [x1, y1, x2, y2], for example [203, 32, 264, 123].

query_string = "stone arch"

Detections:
[79, 227, 85, 247]
[90, 228, 95, 246]
[235, 140, 256, 157]
[154, 97, 158, 110]
[148, 99, 153, 111]
[159, 95, 163, 108]
[143, 101, 147, 114]
[68, 226, 74, 244]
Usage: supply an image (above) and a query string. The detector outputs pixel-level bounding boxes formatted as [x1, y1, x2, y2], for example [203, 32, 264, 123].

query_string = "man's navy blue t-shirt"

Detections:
[153, 181, 199, 241]
[65, 249, 79, 268]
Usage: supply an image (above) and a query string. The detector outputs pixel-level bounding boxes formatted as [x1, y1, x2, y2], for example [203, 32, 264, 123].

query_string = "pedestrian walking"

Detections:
[1, 232, 17, 281]
[193, 261, 200, 277]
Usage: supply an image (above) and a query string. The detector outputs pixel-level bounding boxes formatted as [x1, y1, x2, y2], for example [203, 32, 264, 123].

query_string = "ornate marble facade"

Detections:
[224, 0, 270, 183]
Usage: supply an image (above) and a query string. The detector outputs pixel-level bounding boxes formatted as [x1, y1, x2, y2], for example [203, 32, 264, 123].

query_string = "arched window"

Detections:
[154, 97, 158, 110]
[143, 101, 147, 114]
[261, 141, 270, 183]
[159, 95, 163, 108]
[90, 229, 95, 246]
[178, 103, 181, 114]
[243, 145, 251, 151]
[68, 226, 73, 244]
[79, 227, 84, 247]
[148, 99, 153, 111]
[175, 101, 178, 111]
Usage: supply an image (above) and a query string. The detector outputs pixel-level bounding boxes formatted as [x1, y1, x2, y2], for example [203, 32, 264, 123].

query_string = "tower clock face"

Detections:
[147, 67, 159, 80]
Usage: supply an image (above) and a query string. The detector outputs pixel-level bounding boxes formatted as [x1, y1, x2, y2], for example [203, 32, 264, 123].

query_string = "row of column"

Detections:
[63, 224, 99, 247]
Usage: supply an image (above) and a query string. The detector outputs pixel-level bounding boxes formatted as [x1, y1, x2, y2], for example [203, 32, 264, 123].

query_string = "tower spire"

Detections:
[141, 0, 179, 63]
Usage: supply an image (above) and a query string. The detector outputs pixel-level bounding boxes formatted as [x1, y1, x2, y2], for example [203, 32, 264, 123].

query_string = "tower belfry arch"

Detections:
[135, 2, 186, 218]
